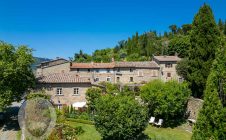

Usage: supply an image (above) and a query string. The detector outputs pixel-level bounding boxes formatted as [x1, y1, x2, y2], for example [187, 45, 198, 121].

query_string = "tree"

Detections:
[182, 24, 192, 34]
[140, 80, 191, 126]
[179, 4, 221, 98]
[167, 35, 191, 57]
[169, 25, 178, 34]
[94, 94, 148, 140]
[85, 87, 102, 114]
[0, 42, 35, 110]
[224, 20, 226, 35]
[219, 19, 224, 31]
[218, 19, 224, 32]
[176, 58, 190, 80]
[192, 40, 226, 140]
[74, 50, 92, 62]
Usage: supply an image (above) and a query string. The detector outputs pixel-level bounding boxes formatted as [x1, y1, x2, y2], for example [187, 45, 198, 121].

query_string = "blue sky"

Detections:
[0, 0, 225, 59]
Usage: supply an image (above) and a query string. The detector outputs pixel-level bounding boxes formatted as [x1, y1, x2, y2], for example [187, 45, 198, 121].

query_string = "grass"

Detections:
[66, 121, 192, 140]
[144, 125, 191, 140]
[65, 121, 101, 140]
[16, 130, 21, 140]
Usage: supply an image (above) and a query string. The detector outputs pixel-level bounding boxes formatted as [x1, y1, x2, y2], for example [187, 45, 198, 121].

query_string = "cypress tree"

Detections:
[218, 19, 224, 32]
[192, 40, 226, 140]
[224, 20, 226, 35]
[187, 4, 221, 98]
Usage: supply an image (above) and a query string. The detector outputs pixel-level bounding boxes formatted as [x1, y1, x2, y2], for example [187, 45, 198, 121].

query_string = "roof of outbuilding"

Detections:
[153, 56, 181, 62]
[70, 62, 115, 69]
[70, 61, 159, 69]
[37, 73, 91, 83]
[115, 61, 159, 68]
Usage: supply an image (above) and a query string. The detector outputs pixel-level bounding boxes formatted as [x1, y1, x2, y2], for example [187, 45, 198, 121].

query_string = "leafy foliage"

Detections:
[167, 35, 190, 57]
[85, 87, 102, 114]
[26, 90, 50, 100]
[94, 94, 148, 140]
[48, 124, 84, 140]
[177, 4, 221, 98]
[192, 39, 226, 140]
[0, 42, 35, 110]
[140, 80, 191, 126]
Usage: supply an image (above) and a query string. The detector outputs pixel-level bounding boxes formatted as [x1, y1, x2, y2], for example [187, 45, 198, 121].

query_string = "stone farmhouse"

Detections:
[36, 56, 181, 109]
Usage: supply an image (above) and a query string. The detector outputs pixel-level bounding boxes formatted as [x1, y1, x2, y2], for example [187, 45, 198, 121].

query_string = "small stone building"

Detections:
[36, 73, 92, 108]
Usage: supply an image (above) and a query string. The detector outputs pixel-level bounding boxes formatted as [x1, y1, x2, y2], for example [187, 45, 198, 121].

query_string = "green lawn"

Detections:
[66, 121, 101, 140]
[66, 121, 192, 140]
[144, 125, 191, 140]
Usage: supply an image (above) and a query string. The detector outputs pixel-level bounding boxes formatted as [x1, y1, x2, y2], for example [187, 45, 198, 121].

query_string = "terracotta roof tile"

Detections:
[115, 61, 159, 68]
[70, 62, 115, 69]
[37, 73, 91, 83]
[71, 61, 159, 69]
[153, 56, 181, 62]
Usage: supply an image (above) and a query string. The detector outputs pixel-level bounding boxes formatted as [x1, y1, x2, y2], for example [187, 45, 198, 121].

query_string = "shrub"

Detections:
[140, 80, 191, 126]
[48, 124, 84, 140]
[66, 118, 94, 125]
[94, 94, 148, 140]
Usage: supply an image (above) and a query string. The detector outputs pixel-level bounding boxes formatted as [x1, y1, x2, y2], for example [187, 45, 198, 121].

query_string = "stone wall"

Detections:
[37, 83, 91, 106]
[186, 97, 204, 120]
[37, 62, 70, 77]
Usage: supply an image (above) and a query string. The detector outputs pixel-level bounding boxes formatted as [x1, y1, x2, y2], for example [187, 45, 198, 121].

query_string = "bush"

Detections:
[66, 118, 94, 125]
[94, 94, 148, 140]
[140, 80, 191, 126]
[48, 124, 84, 140]
[26, 91, 50, 100]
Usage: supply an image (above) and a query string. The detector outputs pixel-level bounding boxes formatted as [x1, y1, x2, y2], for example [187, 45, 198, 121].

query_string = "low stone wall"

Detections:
[186, 97, 204, 120]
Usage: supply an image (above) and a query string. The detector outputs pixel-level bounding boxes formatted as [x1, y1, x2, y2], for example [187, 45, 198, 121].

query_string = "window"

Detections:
[74, 88, 79, 95]
[165, 63, 172, 68]
[117, 68, 120, 72]
[88, 69, 90, 72]
[95, 78, 99, 82]
[106, 77, 111, 82]
[138, 71, 144, 77]
[96, 69, 99, 73]
[56, 88, 62, 95]
[130, 68, 133, 72]
[107, 69, 110, 73]
[117, 77, 120, 82]
[130, 77, 134, 82]
[77, 69, 80, 73]
[167, 73, 171, 77]
[57, 104, 62, 110]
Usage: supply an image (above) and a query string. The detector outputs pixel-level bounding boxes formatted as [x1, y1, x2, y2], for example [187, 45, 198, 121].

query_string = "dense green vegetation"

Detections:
[141, 80, 191, 127]
[0, 42, 35, 110]
[192, 37, 226, 139]
[94, 94, 148, 140]
[176, 4, 222, 98]
[73, 17, 226, 63]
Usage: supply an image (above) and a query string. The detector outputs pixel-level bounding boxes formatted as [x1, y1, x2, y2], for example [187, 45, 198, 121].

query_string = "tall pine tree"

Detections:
[224, 20, 226, 35]
[192, 38, 226, 140]
[187, 4, 221, 98]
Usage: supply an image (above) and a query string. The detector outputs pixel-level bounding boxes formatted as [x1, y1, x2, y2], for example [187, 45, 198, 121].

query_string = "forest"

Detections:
[73, 19, 226, 63]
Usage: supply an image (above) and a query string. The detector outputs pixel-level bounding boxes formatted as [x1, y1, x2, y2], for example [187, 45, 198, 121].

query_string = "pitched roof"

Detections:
[37, 73, 91, 83]
[70, 62, 115, 69]
[153, 56, 181, 62]
[115, 61, 159, 68]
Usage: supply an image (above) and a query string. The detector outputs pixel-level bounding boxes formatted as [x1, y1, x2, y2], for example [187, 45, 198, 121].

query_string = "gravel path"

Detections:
[0, 101, 23, 140]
